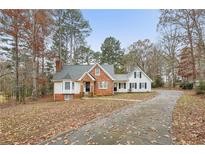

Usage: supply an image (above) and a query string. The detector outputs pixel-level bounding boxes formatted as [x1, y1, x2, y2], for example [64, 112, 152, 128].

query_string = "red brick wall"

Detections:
[54, 94, 64, 101]
[89, 65, 114, 96]
[54, 94, 81, 100]
[56, 60, 62, 72]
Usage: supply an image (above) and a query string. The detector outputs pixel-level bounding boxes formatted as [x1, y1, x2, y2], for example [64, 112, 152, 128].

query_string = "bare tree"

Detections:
[158, 25, 181, 87]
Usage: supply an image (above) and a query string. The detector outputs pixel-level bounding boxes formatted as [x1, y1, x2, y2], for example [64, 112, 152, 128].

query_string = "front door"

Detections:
[114, 83, 117, 92]
[84, 82, 90, 95]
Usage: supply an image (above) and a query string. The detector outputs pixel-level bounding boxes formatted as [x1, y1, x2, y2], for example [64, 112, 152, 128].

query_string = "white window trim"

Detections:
[98, 81, 108, 89]
[65, 82, 70, 90]
[140, 82, 146, 89]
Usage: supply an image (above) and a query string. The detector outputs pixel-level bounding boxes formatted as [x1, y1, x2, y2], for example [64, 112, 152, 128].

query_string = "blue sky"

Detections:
[81, 9, 160, 52]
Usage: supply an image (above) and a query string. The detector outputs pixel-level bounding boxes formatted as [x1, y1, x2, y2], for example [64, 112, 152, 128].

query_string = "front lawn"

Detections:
[98, 91, 157, 100]
[0, 99, 134, 145]
[172, 91, 205, 144]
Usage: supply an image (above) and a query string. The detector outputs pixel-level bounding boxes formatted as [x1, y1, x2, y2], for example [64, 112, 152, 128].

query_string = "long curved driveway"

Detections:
[44, 90, 183, 145]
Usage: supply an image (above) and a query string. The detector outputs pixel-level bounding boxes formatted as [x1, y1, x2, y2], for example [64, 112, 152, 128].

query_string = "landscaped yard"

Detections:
[172, 91, 205, 144]
[0, 98, 136, 145]
[98, 91, 157, 100]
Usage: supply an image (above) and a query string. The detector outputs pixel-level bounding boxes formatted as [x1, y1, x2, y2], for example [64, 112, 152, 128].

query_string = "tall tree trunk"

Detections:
[70, 34, 73, 64]
[31, 10, 37, 100]
[14, 35, 20, 102]
[32, 56, 37, 100]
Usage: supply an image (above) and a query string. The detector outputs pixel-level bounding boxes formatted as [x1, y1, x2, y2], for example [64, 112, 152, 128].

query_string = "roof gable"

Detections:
[53, 63, 115, 81]
[78, 72, 95, 81]
[128, 66, 153, 82]
[88, 63, 115, 80]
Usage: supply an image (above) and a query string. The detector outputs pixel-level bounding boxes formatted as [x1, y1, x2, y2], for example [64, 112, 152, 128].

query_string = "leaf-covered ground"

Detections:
[172, 91, 205, 144]
[97, 91, 157, 100]
[0, 99, 135, 145]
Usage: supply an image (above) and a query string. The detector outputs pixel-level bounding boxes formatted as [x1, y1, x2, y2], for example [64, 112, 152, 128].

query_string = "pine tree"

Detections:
[101, 36, 124, 73]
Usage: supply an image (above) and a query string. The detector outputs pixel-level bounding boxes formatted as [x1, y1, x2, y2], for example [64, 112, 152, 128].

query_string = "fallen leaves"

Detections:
[96, 91, 157, 101]
[0, 99, 134, 144]
[172, 91, 205, 144]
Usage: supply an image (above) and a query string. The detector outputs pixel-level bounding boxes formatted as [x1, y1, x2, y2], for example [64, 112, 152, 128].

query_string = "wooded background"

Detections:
[0, 9, 205, 102]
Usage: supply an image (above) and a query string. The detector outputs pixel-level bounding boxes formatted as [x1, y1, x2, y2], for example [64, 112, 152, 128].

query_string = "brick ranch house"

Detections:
[53, 61, 152, 101]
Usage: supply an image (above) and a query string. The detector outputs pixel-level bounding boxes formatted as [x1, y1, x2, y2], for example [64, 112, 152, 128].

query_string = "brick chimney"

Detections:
[56, 59, 62, 72]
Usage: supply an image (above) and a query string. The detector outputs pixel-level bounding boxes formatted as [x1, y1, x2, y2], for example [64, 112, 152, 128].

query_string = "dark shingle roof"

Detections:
[53, 64, 115, 80]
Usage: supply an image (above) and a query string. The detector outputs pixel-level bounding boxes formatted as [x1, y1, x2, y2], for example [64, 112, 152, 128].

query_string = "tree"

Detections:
[125, 39, 153, 72]
[158, 9, 198, 82]
[23, 10, 52, 100]
[178, 47, 195, 81]
[101, 36, 124, 73]
[51, 10, 67, 63]
[51, 10, 92, 63]
[73, 46, 94, 65]
[92, 51, 101, 63]
[157, 25, 181, 87]
[0, 10, 29, 102]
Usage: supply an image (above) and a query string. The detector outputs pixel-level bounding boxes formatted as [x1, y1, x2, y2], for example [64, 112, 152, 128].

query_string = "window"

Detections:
[134, 72, 137, 78]
[64, 94, 73, 100]
[65, 82, 70, 90]
[124, 83, 126, 89]
[98, 81, 108, 89]
[140, 82, 146, 89]
[72, 82, 75, 90]
[95, 67, 100, 76]
[119, 83, 121, 89]
[139, 72, 142, 78]
[131, 83, 134, 88]
[135, 83, 137, 89]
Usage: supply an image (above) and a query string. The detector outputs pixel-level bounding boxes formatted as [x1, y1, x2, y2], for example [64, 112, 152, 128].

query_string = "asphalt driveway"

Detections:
[43, 90, 183, 145]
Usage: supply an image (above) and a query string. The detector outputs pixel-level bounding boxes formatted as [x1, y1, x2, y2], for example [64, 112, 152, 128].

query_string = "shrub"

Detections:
[179, 82, 193, 90]
[152, 76, 164, 88]
[196, 80, 205, 95]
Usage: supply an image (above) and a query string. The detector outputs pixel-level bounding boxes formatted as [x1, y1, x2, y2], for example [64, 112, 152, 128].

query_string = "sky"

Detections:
[81, 9, 160, 52]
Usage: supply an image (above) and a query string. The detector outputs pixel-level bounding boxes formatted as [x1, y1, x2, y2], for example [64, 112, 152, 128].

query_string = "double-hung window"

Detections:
[134, 72, 137, 78]
[65, 82, 70, 90]
[98, 81, 108, 89]
[124, 83, 126, 89]
[139, 72, 142, 78]
[139, 82, 147, 89]
[135, 83, 137, 89]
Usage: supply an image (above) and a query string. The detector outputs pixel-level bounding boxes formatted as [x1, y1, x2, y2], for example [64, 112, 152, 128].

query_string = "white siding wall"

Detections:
[54, 82, 63, 94]
[62, 80, 81, 94]
[54, 80, 80, 94]
[115, 68, 152, 92]
[116, 82, 128, 92]
[128, 68, 151, 92]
